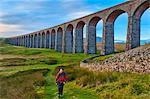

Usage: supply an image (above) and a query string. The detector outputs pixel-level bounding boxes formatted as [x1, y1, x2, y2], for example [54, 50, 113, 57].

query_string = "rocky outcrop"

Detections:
[80, 45, 150, 74]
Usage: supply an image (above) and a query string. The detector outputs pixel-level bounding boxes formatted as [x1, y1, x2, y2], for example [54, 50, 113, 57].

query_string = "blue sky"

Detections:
[0, 0, 150, 40]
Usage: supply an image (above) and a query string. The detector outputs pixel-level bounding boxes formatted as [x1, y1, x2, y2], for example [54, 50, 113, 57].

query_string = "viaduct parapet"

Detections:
[7, 0, 150, 55]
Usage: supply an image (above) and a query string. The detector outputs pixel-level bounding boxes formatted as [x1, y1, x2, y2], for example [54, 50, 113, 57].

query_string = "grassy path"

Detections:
[44, 70, 99, 99]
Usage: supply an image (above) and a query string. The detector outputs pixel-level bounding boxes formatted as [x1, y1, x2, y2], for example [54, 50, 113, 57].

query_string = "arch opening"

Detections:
[21, 37, 23, 46]
[28, 35, 30, 48]
[83, 24, 86, 52]
[17, 37, 19, 46]
[114, 13, 128, 52]
[56, 27, 63, 52]
[96, 20, 103, 54]
[25, 36, 28, 47]
[104, 9, 127, 54]
[38, 33, 41, 48]
[87, 16, 101, 54]
[41, 32, 45, 48]
[51, 29, 55, 49]
[30, 35, 33, 48]
[34, 34, 37, 48]
[65, 24, 73, 53]
[140, 8, 150, 45]
[46, 30, 50, 48]
[129, 1, 150, 48]
[74, 21, 85, 53]
[22, 36, 25, 46]
[23, 36, 26, 47]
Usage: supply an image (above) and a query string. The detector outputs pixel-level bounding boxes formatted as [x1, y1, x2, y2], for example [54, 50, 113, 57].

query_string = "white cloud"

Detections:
[0, 12, 7, 17]
[65, 11, 93, 21]
[59, 0, 76, 4]
[0, 23, 25, 33]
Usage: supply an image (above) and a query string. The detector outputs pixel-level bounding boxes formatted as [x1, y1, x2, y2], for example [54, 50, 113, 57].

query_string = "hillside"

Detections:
[81, 44, 150, 74]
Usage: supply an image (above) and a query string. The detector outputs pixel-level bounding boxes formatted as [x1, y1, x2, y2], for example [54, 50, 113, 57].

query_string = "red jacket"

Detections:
[56, 72, 68, 83]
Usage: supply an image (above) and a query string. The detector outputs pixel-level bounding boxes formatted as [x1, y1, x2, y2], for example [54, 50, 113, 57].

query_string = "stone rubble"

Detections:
[80, 45, 150, 74]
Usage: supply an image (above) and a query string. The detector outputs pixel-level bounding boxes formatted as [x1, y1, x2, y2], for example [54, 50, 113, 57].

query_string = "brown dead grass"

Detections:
[0, 69, 49, 99]
[84, 43, 126, 52]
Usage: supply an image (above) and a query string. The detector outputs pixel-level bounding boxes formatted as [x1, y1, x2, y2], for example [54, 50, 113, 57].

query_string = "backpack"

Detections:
[56, 72, 67, 83]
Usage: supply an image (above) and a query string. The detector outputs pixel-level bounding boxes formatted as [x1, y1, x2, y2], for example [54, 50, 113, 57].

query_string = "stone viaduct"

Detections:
[7, 0, 150, 55]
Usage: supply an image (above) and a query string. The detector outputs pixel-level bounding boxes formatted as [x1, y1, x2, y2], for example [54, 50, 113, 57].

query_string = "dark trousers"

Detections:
[57, 83, 64, 95]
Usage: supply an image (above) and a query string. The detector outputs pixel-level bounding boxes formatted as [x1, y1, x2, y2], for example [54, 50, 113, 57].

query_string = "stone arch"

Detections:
[38, 33, 41, 48]
[34, 34, 37, 48]
[30, 35, 33, 48]
[15, 37, 17, 45]
[106, 9, 126, 23]
[51, 29, 56, 49]
[87, 16, 101, 54]
[56, 27, 63, 52]
[89, 16, 101, 26]
[18, 37, 20, 46]
[74, 21, 85, 53]
[20, 37, 22, 46]
[23, 35, 26, 47]
[17, 37, 19, 46]
[133, 1, 149, 20]
[41, 32, 45, 48]
[25, 35, 28, 47]
[22, 36, 25, 46]
[46, 30, 50, 48]
[28, 35, 30, 47]
[130, 1, 150, 47]
[21, 36, 23, 46]
[65, 24, 73, 53]
[19, 37, 21, 46]
[103, 9, 128, 54]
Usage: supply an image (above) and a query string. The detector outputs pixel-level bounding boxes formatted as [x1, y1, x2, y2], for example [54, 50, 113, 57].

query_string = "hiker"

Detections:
[56, 68, 68, 97]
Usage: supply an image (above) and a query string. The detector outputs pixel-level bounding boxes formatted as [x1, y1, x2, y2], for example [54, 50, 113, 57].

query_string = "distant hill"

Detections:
[84, 37, 150, 45]
[96, 37, 102, 42]
[114, 39, 150, 45]
[95, 37, 125, 44]
[83, 37, 102, 42]
[140, 39, 150, 45]
[114, 40, 125, 44]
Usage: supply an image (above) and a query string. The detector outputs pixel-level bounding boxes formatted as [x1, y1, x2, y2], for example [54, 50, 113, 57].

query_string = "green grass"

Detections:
[0, 69, 49, 99]
[61, 66, 150, 98]
[96, 73, 150, 98]
[92, 54, 113, 62]
[0, 43, 100, 98]
[0, 42, 150, 99]
[0, 44, 93, 64]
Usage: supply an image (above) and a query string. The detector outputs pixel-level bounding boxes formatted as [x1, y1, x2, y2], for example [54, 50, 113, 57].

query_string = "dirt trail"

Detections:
[0, 54, 23, 60]
[0, 54, 45, 71]
[0, 54, 45, 60]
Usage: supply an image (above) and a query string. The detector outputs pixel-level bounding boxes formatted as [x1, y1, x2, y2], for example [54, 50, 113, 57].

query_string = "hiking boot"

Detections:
[57, 93, 61, 97]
